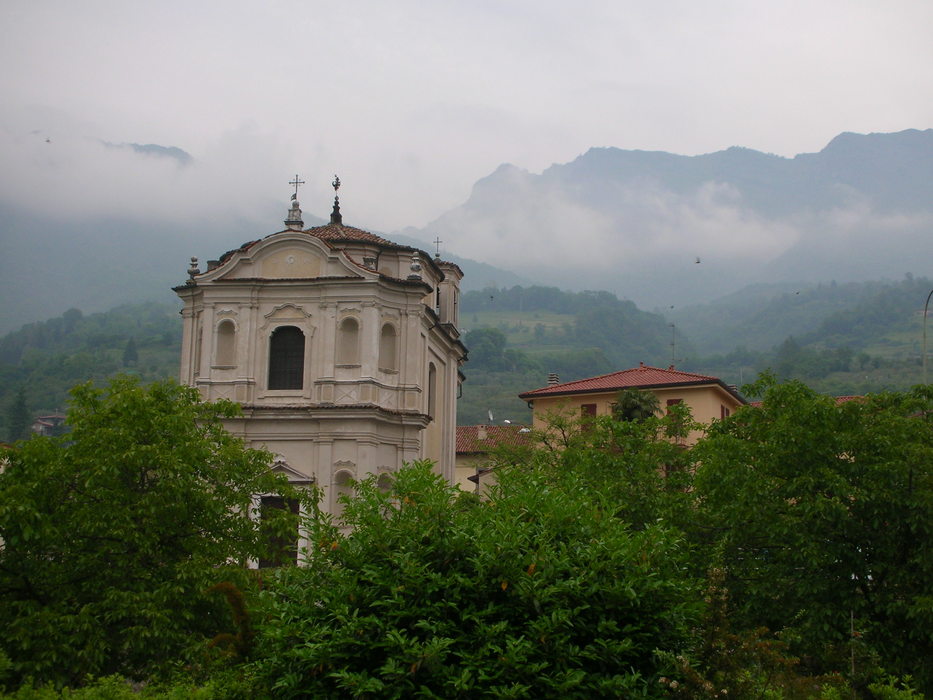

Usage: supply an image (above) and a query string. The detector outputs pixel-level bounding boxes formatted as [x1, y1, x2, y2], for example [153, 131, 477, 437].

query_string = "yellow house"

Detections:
[518, 363, 746, 445]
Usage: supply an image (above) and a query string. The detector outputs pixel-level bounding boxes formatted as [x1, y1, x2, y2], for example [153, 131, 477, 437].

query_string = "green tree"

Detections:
[0, 376, 303, 687]
[254, 461, 701, 698]
[4, 388, 30, 442]
[612, 387, 661, 422]
[692, 376, 933, 692]
[122, 336, 138, 367]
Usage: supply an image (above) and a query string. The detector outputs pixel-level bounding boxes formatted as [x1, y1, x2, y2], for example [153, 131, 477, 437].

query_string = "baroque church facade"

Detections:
[175, 180, 466, 516]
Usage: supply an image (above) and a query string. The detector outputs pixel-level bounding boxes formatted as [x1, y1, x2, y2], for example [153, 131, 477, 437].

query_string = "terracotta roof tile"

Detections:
[305, 223, 412, 249]
[519, 363, 730, 399]
[456, 425, 532, 454]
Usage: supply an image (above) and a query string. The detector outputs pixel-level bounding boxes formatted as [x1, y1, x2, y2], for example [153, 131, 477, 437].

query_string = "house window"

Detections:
[379, 323, 398, 371]
[258, 496, 300, 568]
[666, 398, 683, 414]
[268, 326, 305, 389]
[336, 317, 360, 365]
[581, 403, 597, 432]
[720, 405, 731, 419]
[215, 319, 236, 366]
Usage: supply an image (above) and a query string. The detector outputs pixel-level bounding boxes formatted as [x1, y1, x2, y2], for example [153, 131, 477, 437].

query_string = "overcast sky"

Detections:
[1, 0, 931, 233]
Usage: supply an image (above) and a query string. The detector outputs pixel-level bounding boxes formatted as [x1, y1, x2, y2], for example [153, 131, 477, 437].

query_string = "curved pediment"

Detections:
[201, 232, 374, 282]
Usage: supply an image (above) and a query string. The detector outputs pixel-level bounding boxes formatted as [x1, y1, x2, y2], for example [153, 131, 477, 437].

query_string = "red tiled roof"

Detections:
[217, 224, 413, 265]
[456, 425, 532, 454]
[305, 223, 411, 249]
[519, 363, 739, 400]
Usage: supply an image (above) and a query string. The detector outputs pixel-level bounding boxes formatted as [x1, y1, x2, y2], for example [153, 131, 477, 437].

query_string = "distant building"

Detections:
[455, 424, 531, 492]
[519, 363, 746, 445]
[30, 414, 66, 437]
[174, 180, 467, 532]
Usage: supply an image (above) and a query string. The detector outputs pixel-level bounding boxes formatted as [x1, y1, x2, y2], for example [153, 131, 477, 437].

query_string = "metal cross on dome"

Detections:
[332, 175, 341, 193]
[434, 236, 442, 256]
[289, 174, 305, 200]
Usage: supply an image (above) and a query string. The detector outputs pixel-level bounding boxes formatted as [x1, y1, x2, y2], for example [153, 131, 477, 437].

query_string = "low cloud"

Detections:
[0, 106, 294, 231]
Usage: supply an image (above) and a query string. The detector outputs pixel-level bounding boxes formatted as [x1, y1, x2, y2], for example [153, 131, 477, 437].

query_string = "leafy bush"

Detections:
[253, 461, 701, 698]
[0, 376, 302, 687]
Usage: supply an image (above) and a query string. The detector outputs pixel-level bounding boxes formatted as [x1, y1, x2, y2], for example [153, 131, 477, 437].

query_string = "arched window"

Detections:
[336, 317, 360, 365]
[268, 326, 305, 389]
[376, 473, 393, 493]
[427, 362, 437, 419]
[215, 319, 236, 366]
[379, 323, 398, 371]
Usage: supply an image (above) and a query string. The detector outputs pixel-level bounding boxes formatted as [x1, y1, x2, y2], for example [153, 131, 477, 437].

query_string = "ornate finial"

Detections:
[407, 252, 422, 281]
[433, 236, 443, 259]
[289, 174, 305, 201]
[188, 256, 200, 280]
[329, 174, 343, 225]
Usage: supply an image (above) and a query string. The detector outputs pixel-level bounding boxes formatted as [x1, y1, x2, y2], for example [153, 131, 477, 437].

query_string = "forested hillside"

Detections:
[458, 286, 676, 425]
[678, 274, 931, 396]
[0, 302, 182, 440]
[2, 275, 930, 438]
[461, 278, 932, 425]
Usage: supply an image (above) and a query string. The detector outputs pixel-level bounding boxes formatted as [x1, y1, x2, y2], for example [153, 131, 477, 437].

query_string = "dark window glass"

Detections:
[268, 326, 305, 389]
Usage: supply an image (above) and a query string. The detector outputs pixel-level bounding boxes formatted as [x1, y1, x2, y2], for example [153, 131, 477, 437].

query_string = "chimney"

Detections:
[547, 372, 559, 385]
[477, 425, 488, 440]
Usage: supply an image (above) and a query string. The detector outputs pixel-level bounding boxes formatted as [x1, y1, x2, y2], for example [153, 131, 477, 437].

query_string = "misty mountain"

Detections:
[101, 142, 193, 164]
[0, 196, 522, 333]
[407, 129, 933, 309]
[3, 128, 931, 334]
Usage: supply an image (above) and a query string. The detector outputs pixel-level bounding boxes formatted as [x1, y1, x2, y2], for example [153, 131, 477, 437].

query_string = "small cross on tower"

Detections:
[289, 174, 305, 200]
[433, 236, 443, 258]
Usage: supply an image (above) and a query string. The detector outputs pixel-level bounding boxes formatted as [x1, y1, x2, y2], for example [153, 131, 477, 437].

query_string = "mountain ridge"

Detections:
[408, 128, 933, 308]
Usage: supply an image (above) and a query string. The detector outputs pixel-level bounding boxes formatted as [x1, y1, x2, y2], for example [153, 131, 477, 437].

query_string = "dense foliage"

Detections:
[0, 377, 300, 688]
[253, 461, 700, 698]
[692, 377, 933, 692]
[1, 376, 930, 698]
